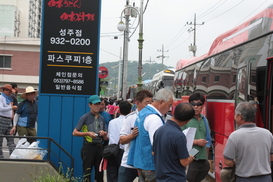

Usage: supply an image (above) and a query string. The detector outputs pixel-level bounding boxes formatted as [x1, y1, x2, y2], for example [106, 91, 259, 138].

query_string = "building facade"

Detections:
[0, 36, 40, 94]
[0, 0, 42, 38]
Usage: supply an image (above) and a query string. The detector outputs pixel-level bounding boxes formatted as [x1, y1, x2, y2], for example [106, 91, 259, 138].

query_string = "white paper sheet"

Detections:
[183, 127, 196, 151]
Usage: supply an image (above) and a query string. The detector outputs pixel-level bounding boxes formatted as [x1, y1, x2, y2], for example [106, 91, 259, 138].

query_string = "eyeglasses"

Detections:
[190, 102, 203, 107]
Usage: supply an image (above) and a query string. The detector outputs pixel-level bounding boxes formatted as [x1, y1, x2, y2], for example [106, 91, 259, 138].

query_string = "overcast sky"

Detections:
[99, 0, 272, 68]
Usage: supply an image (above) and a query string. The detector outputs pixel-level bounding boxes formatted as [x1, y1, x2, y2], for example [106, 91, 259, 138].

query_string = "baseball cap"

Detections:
[88, 95, 101, 104]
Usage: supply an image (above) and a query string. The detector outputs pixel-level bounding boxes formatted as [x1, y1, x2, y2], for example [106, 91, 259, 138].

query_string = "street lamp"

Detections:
[117, 21, 126, 32]
[117, 1, 139, 100]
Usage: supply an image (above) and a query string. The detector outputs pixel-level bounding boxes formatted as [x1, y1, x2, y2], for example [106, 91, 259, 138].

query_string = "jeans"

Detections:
[118, 166, 138, 182]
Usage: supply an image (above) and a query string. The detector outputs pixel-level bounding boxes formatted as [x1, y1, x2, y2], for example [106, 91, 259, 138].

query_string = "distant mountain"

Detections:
[99, 61, 174, 86]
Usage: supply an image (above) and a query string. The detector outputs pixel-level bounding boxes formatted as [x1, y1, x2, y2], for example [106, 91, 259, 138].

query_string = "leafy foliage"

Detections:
[30, 165, 84, 182]
[99, 61, 173, 86]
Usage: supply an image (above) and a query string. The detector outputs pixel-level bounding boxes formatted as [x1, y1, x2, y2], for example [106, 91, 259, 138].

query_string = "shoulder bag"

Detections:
[102, 142, 119, 159]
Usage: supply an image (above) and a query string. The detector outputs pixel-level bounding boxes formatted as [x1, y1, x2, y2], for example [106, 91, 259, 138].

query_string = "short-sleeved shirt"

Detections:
[108, 115, 125, 149]
[99, 111, 112, 130]
[153, 120, 189, 182]
[10, 94, 18, 106]
[17, 99, 38, 128]
[120, 111, 138, 168]
[224, 123, 273, 177]
[181, 115, 209, 159]
[107, 105, 115, 114]
[75, 112, 105, 144]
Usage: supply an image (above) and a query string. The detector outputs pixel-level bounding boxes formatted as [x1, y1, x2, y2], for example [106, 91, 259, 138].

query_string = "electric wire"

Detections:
[100, 48, 120, 58]
[143, 0, 149, 14]
[164, 0, 247, 56]
[165, 25, 187, 48]
[197, 0, 227, 19]
[203, 0, 245, 22]
[233, 0, 269, 26]
[129, 0, 149, 38]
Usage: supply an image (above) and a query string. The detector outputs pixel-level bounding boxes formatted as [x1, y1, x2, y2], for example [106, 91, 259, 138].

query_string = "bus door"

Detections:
[265, 57, 273, 132]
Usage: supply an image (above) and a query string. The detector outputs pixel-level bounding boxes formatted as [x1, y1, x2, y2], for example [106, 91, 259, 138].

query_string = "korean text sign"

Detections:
[40, 0, 101, 95]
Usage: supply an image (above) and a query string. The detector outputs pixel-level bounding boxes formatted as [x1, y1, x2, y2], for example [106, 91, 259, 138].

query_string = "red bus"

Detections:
[173, 4, 273, 181]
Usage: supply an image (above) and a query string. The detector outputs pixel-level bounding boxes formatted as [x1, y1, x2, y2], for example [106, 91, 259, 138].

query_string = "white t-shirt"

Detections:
[108, 115, 126, 150]
[120, 111, 138, 168]
[143, 104, 164, 145]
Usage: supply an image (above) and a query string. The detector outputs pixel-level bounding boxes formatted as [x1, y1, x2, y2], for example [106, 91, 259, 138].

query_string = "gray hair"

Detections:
[153, 87, 174, 102]
[235, 102, 256, 122]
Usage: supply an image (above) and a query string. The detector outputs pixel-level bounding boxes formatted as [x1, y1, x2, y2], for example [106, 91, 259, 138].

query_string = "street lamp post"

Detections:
[137, 0, 144, 91]
[117, 1, 138, 100]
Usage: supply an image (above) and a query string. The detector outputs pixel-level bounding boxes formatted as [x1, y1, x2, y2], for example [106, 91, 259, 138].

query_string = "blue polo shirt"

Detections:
[99, 110, 112, 130]
[16, 99, 38, 128]
[153, 120, 189, 182]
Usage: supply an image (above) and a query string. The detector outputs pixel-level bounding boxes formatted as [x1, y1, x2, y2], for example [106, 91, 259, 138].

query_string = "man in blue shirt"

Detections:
[99, 98, 112, 130]
[127, 88, 174, 182]
[153, 103, 195, 182]
[11, 86, 38, 144]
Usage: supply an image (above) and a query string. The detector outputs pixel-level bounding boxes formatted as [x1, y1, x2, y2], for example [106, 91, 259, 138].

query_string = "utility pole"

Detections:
[117, 47, 122, 99]
[156, 44, 168, 70]
[187, 13, 204, 57]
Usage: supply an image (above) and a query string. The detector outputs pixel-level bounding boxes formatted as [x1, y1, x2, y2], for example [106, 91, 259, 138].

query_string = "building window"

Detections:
[0, 55, 12, 68]
[233, 75, 237, 83]
[251, 75, 256, 83]
[202, 76, 206, 83]
[214, 75, 220, 82]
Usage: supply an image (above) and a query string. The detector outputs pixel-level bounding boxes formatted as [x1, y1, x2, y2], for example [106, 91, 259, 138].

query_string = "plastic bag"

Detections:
[10, 138, 30, 159]
[24, 141, 40, 159]
[10, 139, 47, 159]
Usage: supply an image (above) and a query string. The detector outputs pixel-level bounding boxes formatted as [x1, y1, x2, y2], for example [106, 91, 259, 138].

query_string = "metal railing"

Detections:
[0, 135, 74, 174]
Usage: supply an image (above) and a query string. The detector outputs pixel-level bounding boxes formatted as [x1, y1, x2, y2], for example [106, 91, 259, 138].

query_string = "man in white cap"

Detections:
[0, 84, 17, 158]
[10, 86, 38, 143]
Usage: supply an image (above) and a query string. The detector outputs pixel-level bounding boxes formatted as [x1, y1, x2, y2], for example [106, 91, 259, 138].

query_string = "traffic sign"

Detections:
[99, 66, 108, 79]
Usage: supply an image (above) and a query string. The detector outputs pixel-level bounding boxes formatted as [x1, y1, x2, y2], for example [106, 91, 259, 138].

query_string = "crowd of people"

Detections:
[72, 88, 273, 182]
[1, 82, 272, 182]
[72, 89, 208, 182]
[0, 83, 38, 158]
